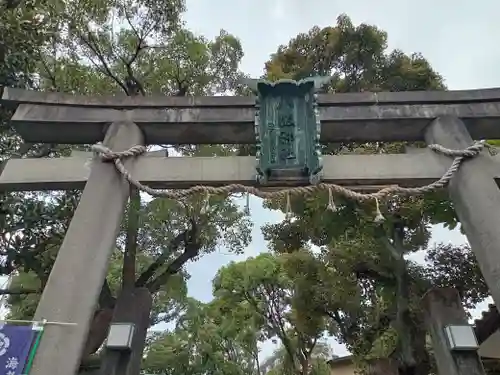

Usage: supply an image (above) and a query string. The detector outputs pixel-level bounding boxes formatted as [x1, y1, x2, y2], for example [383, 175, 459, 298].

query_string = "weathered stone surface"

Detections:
[4, 86, 500, 108]
[425, 116, 500, 310]
[10, 102, 500, 144]
[1, 151, 488, 192]
[28, 121, 144, 375]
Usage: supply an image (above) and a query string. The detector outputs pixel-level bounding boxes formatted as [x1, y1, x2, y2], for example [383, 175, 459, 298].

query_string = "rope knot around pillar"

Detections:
[427, 140, 486, 158]
[91, 143, 147, 162]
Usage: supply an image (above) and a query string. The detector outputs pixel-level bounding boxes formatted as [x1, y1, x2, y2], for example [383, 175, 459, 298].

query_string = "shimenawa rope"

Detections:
[90, 141, 492, 221]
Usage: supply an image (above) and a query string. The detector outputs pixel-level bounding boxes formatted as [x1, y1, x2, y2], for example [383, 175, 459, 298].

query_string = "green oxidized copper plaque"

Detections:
[244, 77, 330, 185]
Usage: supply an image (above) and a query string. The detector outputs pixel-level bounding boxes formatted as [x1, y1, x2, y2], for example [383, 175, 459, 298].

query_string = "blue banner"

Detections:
[0, 325, 37, 375]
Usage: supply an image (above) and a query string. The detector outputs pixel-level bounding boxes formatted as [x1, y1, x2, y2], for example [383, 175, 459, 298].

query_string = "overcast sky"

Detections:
[180, 0, 499, 358]
[184, 0, 500, 89]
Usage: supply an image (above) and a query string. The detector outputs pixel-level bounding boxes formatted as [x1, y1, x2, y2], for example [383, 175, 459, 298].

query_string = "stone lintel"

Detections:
[10, 102, 500, 144]
[1, 151, 498, 192]
[4, 86, 500, 108]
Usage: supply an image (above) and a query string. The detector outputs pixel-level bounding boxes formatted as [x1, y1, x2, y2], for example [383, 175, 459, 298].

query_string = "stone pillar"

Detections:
[425, 116, 500, 308]
[29, 121, 144, 375]
[422, 288, 485, 375]
[99, 288, 152, 375]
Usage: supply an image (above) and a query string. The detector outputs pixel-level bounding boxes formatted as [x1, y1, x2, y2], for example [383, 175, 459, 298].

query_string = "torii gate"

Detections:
[3, 84, 500, 375]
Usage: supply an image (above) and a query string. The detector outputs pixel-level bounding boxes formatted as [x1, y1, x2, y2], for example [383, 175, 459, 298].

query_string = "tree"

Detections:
[265, 14, 444, 92]
[143, 298, 259, 375]
[1, 0, 251, 369]
[260, 15, 489, 375]
[261, 341, 332, 375]
[0, 0, 71, 291]
[0, 0, 54, 88]
[213, 252, 331, 375]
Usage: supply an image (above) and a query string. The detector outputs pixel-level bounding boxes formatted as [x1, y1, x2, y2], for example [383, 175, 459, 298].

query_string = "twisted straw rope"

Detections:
[90, 141, 490, 203]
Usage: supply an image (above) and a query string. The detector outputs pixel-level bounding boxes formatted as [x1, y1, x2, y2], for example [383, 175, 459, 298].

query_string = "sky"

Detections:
[2, 0, 500, 362]
[178, 0, 500, 358]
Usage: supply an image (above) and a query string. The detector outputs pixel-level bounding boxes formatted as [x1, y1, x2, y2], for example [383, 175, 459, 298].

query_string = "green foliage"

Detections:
[0, 0, 250, 368]
[262, 342, 332, 375]
[6, 189, 251, 322]
[265, 14, 445, 92]
[6, 247, 189, 322]
[6, 272, 41, 319]
[367, 326, 398, 360]
[260, 14, 488, 374]
[0, 192, 78, 278]
[0, 0, 55, 87]
[424, 244, 489, 309]
[139, 193, 251, 258]
[213, 252, 332, 375]
[143, 299, 258, 375]
[32, 0, 243, 97]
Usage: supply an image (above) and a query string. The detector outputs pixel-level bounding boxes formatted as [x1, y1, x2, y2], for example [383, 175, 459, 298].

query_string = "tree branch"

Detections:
[352, 262, 395, 283]
[145, 241, 200, 294]
[79, 32, 128, 94]
[331, 309, 350, 342]
[135, 230, 186, 287]
[377, 216, 416, 368]
[392, 225, 416, 367]
[260, 284, 297, 372]
[117, 25, 147, 96]
[145, 220, 200, 294]
[98, 278, 115, 309]
[10, 142, 35, 159]
[123, 8, 140, 41]
[29, 144, 55, 158]
[1, 0, 23, 9]
[38, 53, 58, 90]
[122, 188, 140, 289]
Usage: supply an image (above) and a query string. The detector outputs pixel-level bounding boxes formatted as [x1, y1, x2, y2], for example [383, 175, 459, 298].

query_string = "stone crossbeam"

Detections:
[2, 150, 497, 192]
[4, 86, 500, 107]
[4, 88, 500, 144]
[8, 102, 500, 145]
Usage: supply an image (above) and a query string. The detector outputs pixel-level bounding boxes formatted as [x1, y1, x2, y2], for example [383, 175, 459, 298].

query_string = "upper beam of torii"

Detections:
[4, 86, 500, 144]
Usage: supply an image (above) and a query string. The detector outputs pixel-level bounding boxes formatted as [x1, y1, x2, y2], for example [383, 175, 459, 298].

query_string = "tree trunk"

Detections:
[100, 288, 153, 375]
[366, 358, 399, 375]
[122, 188, 140, 289]
[78, 353, 102, 375]
[81, 308, 115, 358]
